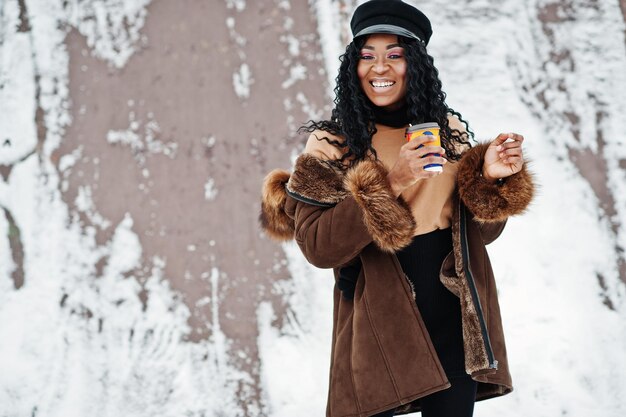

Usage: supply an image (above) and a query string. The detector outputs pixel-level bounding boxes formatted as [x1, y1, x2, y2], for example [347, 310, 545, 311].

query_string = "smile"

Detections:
[370, 80, 395, 89]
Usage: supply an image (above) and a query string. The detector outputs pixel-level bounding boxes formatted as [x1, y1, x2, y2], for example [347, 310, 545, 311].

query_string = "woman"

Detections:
[260, 1, 535, 416]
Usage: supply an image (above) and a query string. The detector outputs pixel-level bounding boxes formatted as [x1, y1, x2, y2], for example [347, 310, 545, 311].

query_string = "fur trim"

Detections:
[440, 272, 491, 374]
[457, 143, 535, 222]
[440, 198, 491, 375]
[259, 169, 294, 240]
[262, 154, 416, 252]
[343, 160, 416, 252]
[286, 154, 347, 205]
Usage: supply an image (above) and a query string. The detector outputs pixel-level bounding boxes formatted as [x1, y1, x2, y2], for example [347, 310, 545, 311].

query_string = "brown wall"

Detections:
[55, 0, 329, 411]
[1, 0, 625, 415]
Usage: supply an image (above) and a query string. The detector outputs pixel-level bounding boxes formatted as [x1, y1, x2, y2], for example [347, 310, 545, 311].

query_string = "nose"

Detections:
[372, 58, 387, 74]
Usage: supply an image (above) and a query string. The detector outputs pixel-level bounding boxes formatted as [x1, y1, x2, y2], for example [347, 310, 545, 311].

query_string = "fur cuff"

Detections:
[344, 160, 416, 252]
[261, 154, 416, 252]
[457, 143, 535, 222]
[286, 154, 348, 205]
[260, 169, 295, 240]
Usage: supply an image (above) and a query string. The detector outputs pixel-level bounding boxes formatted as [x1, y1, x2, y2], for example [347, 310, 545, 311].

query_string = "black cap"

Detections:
[350, 0, 433, 45]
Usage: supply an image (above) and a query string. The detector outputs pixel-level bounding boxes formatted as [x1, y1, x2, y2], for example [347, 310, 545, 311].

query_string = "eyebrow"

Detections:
[361, 43, 402, 50]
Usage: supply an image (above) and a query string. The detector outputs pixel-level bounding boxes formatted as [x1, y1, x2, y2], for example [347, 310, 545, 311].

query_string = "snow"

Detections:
[0, 1, 37, 165]
[225, 0, 247, 13]
[58, 146, 83, 173]
[257, 241, 333, 417]
[281, 33, 300, 56]
[75, 185, 112, 229]
[63, 0, 152, 68]
[295, 92, 324, 121]
[106, 111, 178, 163]
[281, 63, 307, 89]
[0, 0, 625, 416]
[107, 124, 142, 150]
[0, 208, 14, 292]
[233, 63, 254, 99]
[204, 178, 218, 201]
[0, 1, 247, 416]
[0, 151, 246, 415]
[225, 16, 247, 50]
[310, 0, 351, 99]
[261, 1, 626, 416]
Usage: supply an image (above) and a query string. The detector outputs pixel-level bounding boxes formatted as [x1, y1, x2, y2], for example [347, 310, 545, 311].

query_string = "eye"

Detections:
[359, 54, 374, 60]
[388, 53, 403, 59]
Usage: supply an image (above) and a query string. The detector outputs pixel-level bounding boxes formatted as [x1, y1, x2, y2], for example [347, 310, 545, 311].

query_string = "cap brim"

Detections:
[353, 24, 422, 42]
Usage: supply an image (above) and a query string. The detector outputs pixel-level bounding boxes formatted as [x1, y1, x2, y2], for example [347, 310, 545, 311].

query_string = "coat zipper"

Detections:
[459, 203, 498, 370]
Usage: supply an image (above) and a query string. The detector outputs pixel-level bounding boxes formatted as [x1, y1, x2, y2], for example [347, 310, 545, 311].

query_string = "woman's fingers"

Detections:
[491, 133, 512, 147]
[483, 132, 526, 179]
[409, 154, 447, 174]
[409, 147, 447, 171]
[496, 136, 524, 163]
[413, 145, 446, 158]
[388, 140, 448, 194]
[419, 155, 447, 168]
[493, 133, 524, 150]
[500, 148, 522, 158]
[502, 156, 523, 165]
[511, 133, 524, 142]
[500, 139, 522, 150]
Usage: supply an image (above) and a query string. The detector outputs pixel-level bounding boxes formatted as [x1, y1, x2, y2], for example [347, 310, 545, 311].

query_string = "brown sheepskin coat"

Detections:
[260, 143, 534, 417]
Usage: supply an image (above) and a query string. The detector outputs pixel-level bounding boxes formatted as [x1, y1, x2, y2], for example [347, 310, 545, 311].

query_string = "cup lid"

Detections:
[407, 122, 439, 131]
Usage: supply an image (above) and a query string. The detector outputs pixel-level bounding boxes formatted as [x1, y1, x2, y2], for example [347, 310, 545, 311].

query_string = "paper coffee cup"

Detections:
[405, 122, 442, 172]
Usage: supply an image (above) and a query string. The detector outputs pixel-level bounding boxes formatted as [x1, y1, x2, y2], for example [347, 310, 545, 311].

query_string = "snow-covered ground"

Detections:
[261, 1, 626, 417]
[0, 0, 624, 416]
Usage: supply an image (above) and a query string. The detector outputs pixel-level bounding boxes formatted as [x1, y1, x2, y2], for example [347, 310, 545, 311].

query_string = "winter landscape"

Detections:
[0, 0, 625, 416]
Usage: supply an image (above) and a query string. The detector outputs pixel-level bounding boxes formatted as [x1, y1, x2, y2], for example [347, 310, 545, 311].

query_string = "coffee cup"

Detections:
[405, 122, 442, 172]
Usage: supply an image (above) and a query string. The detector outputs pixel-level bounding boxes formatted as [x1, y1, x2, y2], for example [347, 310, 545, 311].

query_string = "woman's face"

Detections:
[357, 34, 407, 110]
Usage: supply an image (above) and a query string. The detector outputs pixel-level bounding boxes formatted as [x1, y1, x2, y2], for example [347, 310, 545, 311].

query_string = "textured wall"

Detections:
[1, 0, 625, 416]
[1, 0, 330, 415]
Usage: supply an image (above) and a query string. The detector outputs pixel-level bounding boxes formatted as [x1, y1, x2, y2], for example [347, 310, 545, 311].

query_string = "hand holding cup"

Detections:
[387, 128, 447, 197]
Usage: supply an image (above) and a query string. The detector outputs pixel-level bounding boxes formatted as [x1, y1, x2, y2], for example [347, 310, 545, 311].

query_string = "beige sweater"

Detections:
[304, 116, 466, 236]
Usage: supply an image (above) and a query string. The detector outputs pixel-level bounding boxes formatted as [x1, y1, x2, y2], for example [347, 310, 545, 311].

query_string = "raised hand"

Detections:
[482, 133, 525, 182]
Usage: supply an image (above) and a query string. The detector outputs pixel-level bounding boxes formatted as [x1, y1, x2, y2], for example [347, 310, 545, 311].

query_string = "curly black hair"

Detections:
[299, 35, 474, 167]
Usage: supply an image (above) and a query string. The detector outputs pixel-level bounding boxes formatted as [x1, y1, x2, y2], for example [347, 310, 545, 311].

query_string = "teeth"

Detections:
[371, 81, 394, 88]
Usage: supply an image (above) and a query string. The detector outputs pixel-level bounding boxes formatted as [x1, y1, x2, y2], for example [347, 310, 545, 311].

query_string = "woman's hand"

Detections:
[482, 133, 525, 182]
[387, 135, 447, 197]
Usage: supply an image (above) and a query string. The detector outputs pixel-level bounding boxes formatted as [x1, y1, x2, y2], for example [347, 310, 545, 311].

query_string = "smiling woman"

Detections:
[260, 1, 535, 416]
[357, 34, 408, 110]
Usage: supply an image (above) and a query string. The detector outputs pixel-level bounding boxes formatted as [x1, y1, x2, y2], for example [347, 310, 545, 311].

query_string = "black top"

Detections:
[371, 102, 410, 128]
[395, 227, 466, 378]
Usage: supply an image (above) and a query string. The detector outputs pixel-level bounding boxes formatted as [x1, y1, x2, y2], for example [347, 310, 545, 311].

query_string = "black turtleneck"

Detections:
[372, 102, 410, 128]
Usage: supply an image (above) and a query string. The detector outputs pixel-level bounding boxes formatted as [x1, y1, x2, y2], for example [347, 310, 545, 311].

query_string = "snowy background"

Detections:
[0, 0, 625, 416]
